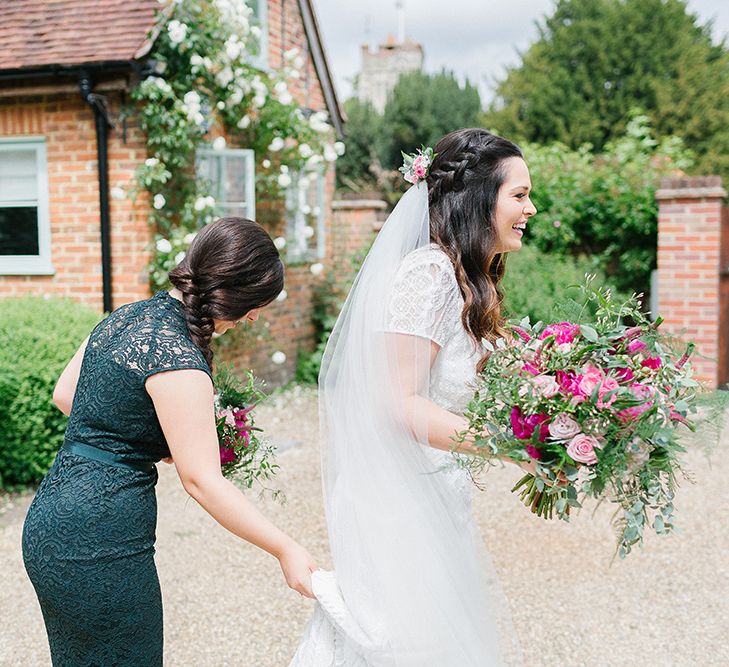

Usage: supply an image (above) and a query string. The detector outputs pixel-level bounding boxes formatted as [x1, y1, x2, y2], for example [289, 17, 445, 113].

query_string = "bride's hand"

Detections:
[277, 541, 318, 599]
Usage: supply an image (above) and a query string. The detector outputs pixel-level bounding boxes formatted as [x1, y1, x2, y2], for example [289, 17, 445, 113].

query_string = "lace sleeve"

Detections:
[385, 246, 461, 347]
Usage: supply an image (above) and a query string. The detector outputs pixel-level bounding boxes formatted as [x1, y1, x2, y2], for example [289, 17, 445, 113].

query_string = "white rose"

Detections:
[293, 55, 305, 70]
[533, 374, 560, 398]
[183, 90, 200, 108]
[237, 115, 251, 129]
[298, 143, 313, 158]
[194, 196, 208, 211]
[251, 25, 262, 39]
[216, 66, 234, 88]
[548, 412, 582, 440]
[145, 157, 159, 167]
[323, 144, 338, 162]
[156, 238, 172, 253]
[212, 136, 227, 151]
[184, 232, 197, 244]
[303, 225, 315, 239]
[306, 154, 322, 167]
[310, 262, 324, 276]
[334, 141, 346, 156]
[273, 236, 286, 250]
[174, 251, 186, 265]
[274, 81, 288, 95]
[167, 20, 188, 45]
[153, 194, 166, 210]
[205, 196, 216, 208]
[278, 173, 292, 188]
[278, 92, 293, 105]
[269, 137, 285, 151]
[262, 159, 271, 169]
[312, 206, 321, 216]
[225, 37, 241, 61]
[252, 93, 266, 108]
[276, 289, 288, 302]
[301, 204, 312, 215]
[229, 88, 244, 106]
[271, 351, 287, 365]
[190, 54, 204, 67]
[284, 48, 299, 62]
[216, 101, 225, 110]
[110, 186, 125, 200]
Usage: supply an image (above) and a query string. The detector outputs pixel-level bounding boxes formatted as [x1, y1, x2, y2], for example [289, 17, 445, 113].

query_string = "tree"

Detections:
[378, 71, 482, 170]
[335, 98, 382, 190]
[483, 0, 729, 177]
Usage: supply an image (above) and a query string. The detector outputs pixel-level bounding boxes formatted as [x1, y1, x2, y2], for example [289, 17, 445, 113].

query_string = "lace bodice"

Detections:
[387, 243, 483, 414]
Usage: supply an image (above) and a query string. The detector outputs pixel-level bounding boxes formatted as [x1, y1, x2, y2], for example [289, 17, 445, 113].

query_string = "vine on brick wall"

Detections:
[127, 0, 344, 290]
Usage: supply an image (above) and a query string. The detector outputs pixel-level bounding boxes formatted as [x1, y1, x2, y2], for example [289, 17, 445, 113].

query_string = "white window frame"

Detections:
[197, 147, 256, 221]
[285, 167, 326, 262]
[0, 136, 53, 275]
[246, 0, 269, 70]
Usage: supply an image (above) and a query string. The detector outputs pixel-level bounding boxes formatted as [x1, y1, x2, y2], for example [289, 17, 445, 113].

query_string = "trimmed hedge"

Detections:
[0, 297, 100, 489]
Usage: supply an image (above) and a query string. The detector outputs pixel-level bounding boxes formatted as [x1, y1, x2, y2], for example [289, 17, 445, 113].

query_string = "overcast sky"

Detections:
[311, 0, 729, 105]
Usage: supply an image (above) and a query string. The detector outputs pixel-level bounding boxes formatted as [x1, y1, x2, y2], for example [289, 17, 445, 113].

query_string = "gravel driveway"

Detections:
[1, 384, 727, 666]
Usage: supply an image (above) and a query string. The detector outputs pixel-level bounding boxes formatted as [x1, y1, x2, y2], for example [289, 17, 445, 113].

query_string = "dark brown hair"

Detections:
[168, 217, 284, 367]
[426, 128, 523, 370]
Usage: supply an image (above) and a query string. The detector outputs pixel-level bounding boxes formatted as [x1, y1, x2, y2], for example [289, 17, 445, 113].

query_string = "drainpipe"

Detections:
[79, 70, 114, 313]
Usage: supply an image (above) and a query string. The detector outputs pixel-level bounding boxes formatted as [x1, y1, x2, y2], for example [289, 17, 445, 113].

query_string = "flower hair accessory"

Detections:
[399, 145, 436, 185]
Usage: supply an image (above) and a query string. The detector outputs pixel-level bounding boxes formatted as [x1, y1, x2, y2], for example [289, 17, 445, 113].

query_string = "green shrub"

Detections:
[0, 297, 100, 489]
[503, 245, 624, 324]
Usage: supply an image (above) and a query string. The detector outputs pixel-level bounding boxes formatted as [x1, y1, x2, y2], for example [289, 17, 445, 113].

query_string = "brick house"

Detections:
[0, 0, 349, 383]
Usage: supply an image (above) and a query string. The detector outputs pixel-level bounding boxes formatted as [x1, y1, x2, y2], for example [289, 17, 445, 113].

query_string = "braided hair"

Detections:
[426, 128, 524, 371]
[168, 217, 284, 368]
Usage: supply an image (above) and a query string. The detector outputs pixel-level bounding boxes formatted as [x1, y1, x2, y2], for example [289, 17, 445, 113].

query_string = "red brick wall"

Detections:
[0, 91, 150, 313]
[656, 176, 726, 387]
[0, 0, 341, 385]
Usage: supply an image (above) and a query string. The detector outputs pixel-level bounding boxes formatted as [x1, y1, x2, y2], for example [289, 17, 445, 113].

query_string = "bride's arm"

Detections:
[388, 332, 537, 473]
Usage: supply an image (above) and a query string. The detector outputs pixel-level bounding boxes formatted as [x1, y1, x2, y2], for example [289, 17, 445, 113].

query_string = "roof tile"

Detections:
[0, 0, 160, 71]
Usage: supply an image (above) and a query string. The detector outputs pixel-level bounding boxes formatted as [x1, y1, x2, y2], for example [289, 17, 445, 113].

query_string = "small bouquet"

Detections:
[214, 365, 280, 497]
[399, 145, 435, 185]
[459, 279, 703, 558]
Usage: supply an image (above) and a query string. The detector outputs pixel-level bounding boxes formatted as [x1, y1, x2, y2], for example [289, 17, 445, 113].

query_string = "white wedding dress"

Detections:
[290, 244, 517, 666]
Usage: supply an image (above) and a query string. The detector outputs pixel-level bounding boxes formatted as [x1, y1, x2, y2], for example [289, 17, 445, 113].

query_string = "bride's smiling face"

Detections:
[492, 157, 537, 254]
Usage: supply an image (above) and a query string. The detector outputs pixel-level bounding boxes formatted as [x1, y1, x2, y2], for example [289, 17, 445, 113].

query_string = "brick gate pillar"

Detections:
[656, 176, 727, 388]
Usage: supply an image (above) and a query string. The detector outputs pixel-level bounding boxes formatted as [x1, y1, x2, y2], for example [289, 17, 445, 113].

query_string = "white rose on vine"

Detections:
[156, 238, 172, 253]
[298, 143, 313, 158]
[153, 194, 166, 210]
[278, 173, 292, 188]
[236, 115, 250, 129]
[145, 157, 159, 167]
[213, 136, 227, 151]
[323, 144, 338, 162]
[310, 262, 324, 276]
[334, 141, 346, 156]
[273, 236, 286, 250]
[269, 137, 285, 152]
[167, 20, 188, 46]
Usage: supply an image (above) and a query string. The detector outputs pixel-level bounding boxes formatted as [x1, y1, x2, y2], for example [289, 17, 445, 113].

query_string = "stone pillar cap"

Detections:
[656, 175, 727, 200]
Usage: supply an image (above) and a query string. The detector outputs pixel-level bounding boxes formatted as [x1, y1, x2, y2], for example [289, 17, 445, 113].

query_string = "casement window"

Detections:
[246, 0, 269, 70]
[197, 147, 256, 220]
[0, 137, 53, 275]
[285, 167, 326, 262]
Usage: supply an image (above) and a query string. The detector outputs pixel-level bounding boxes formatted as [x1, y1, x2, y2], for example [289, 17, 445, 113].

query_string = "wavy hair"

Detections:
[426, 128, 523, 370]
[168, 217, 284, 367]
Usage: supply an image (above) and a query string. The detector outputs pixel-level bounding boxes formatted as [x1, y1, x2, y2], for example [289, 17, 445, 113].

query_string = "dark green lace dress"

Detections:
[22, 291, 211, 666]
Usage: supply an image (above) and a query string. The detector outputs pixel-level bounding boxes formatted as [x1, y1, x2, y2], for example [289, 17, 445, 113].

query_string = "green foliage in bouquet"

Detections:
[0, 297, 100, 489]
[458, 277, 716, 558]
[214, 365, 281, 499]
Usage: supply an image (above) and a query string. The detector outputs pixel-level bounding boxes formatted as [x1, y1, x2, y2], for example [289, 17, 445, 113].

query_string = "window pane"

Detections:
[0, 207, 39, 255]
[0, 150, 38, 201]
[224, 155, 250, 203]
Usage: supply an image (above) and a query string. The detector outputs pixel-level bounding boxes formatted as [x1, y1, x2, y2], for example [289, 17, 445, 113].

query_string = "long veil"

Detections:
[292, 183, 520, 666]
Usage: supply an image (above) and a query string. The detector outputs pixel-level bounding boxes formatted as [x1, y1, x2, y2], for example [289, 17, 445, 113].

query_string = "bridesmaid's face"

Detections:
[213, 308, 262, 335]
[492, 157, 537, 254]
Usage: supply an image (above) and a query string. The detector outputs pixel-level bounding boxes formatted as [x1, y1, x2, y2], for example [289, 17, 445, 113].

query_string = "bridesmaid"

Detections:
[22, 217, 318, 666]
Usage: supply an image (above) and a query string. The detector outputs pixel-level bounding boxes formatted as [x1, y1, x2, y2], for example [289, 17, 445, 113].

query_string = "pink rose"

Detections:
[413, 164, 427, 179]
[578, 364, 605, 398]
[533, 374, 560, 398]
[522, 362, 541, 376]
[540, 322, 580, 345]
[596, 377, 619, 409]
[566, 434, 602, 465]
[548, 412, 582, 440]
[627, 340, 647, 354]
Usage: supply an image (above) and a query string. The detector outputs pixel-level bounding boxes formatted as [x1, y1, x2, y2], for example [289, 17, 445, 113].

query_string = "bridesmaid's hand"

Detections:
[277, 541, 318, 599]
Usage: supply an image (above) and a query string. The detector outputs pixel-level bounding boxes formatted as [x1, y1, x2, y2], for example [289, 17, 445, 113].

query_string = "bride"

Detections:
[290, 128, 537, 666]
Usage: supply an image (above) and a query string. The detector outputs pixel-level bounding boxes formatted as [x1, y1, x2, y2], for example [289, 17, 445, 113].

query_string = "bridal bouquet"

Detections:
[214, 365, 280, 495]
[460, 279, 702, 558]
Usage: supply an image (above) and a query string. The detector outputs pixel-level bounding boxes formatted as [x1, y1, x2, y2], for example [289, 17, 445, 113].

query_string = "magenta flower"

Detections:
[617, 383, 655, 423]
[540, 322, 580, 345]
[614, 367, 635, 383]
[627, 340, 647, 354]
[219, 446, 237, 465]
[510, 406, 550, 442]
[641, 356, 662, 370]
[522, 362, 541, 376]
[525, 444, 542, 460]
[555, 370, 581, 396]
